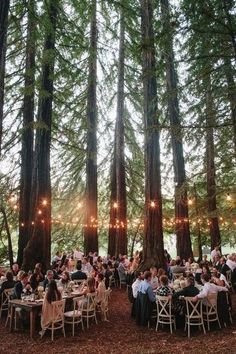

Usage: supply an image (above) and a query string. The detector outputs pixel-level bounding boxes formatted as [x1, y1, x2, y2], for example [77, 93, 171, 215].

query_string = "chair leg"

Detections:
[217, 316, 221, 329]
[81, 318, 84, 331]
[207, 312, 210, 331]
[72, 320, 75, 337]
[87, 316, 89, 329]
[202, 321, 206, 335]
[62, 323, 66, 338]
[188, 323, 190, 338]
[170, 322, 173, 334]
[51, 324, 54, 341]
[94, 312, 98, 325]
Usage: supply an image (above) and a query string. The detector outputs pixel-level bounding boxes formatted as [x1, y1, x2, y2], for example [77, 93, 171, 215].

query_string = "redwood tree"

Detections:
[17, 0, 36, 266]
[84, 0, 98, 254]
[23, 0, 59, 271]
[0, 0, 10, 156]
[139, 0, 164, 269]
[160, 0, 192, 260]
[108, 8, 127, 257]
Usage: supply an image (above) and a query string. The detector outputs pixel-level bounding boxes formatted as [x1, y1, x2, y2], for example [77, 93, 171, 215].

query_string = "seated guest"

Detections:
[0, 271, 15, 296]
[40, 280, 62, 337]
[102, 264, 112, 289]
[132, 272, 143, 299]
[71, 262, 87, 281]
[57, 271, 73, 291]
[150, 267, 159, 290]
[220, 257, 230, 276]
[156, 275, 172, 297]
[51, 262, 60, 279]
[13, 272, 31, 299]
[170, 259, 185, 275]
[226, 254, 236, 272]
[96, 273, 106, 305]
[211, 268, 230, 288]
[202, 254, 210, 266]
[192, 273, 228, 304]
[213, 255, 221, 270]
[117, 258, 127, 284]
[138, 271, 156, 303]
[82, 257, 93, 274]
[173, 276, 199, 299]
[11, 263, 20, 277]
[43, 270, 54, 290]
[52, 251, 61, 264]
[30, 263, 44, 290]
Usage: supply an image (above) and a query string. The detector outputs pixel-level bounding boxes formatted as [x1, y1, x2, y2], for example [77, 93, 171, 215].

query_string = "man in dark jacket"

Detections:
[71, 262, 87, 281]
[173, 276, 199, 299]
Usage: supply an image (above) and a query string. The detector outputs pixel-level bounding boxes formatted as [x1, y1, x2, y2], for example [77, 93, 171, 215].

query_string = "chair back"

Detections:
[184, 297, 203, 319]
[156, 295, 172, 319]
[83, 292, 96, 312]
[226, 270, 232, 282]
[206, 292, 217, 308]
[52, 299, 65, 323]
[1, 288, 13, 311]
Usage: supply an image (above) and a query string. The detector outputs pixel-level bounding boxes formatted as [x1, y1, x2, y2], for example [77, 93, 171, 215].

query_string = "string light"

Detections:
[113, 202, 118, 209]
[150, 200, 156, 208]
[188, 198, 193, 205]
[226, 193, 232, 201]
[38, 209, 42, 215]
[42, 199, 47, 206]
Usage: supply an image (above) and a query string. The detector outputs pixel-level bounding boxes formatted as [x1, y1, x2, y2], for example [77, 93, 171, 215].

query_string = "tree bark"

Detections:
[108, 153, 117, 256]
[139, 0, 165, 270]
[205, 77, 221, 250]
[17, 0, 36, 266]
[22, 0, 58, 271]
[84, 0, 98, 254]
[160, 0, 192, 260]
[193, 183, 202, 261]
[0, 0, 10, 156]
[0, 207, 14, 267]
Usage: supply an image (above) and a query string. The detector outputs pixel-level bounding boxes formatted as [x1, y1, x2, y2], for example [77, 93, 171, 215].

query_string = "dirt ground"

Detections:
[1, 288, 236, 354]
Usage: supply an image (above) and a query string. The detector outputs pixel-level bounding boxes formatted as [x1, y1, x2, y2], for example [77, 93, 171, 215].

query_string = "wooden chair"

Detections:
[203, 293, 221, 331]
[184, 297, 206, 338]
[226, 270, 234, 292]
[81, 293, 98, 329]
[97, 288, 112, 321]
[64, 296, 84, 336]
[156, 296, 176, 334]
[47, 299, 66, 341]
[118, 270, 127, 289]
[109, 274, 116, 288]
[0, 288, 13, 320]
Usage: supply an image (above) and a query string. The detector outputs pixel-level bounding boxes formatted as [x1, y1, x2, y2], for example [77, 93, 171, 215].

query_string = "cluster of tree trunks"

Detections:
[22, 0, 59, 271]
[108, 8, 127, 258]
[139, 0, 165, 269]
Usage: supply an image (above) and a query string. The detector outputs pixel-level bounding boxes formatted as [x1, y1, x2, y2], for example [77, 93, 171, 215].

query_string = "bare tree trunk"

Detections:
[0, 0, 10, 156]
[193, 183, 202, 261]
[205, 78, 221, 250]
[17, 0, 36, 266]
[0, 208, 14, 267]
[110, 8, 127, 257]
[23, 0, 58, 271]
[84, 0, 98, 254]
[108, 153, 117, 256]
[160, 0, 192, 260]
[139, 0, 165, 270]
[224, 55, 236, 157]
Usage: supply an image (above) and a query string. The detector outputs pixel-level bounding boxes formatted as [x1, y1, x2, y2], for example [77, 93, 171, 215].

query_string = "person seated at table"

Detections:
[71, 262, 87, 281]
[220, 257, 230, 276]
[138, 271, 156, 302]
[132, 271, 143, 299]
[82, 257, 93, 274]
[57, 271, 73, 291]
[192, 273, 228, 304]
[43, 270, 54, 290]
[150, 267, 159, 290]
[0, 271, 15, 297]
[211, 268, 230, 288]
[13, 272, 31, 299]
[173, 276, 199, 299]
[102, 263, 112, 289]
[202, 254, 210, 266]
[11, 263, 20, 278]
[156, 275, 172, 297]
[213, 254, 221, 271]
[170, 259, 185, 275]
[40, 279, 62, 337]
[30, 263, 44, 290]
[96, 273, 106, 305]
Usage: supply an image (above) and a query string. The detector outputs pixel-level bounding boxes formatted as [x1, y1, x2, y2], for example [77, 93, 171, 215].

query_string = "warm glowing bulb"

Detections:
[21, 223, 24, 227]
[188, 198, 193, 205]
[226, 193, 232, 201]
[77, 202, 82, 208]
[38, 210, 42, 215]
[113, 202, 118, 209]
[31, 221, 34, 225]
[42, 199, 47, 206]
[41, 219, 45, 224]
[13, 205, 18, 210]
[150, 201, 155, 208]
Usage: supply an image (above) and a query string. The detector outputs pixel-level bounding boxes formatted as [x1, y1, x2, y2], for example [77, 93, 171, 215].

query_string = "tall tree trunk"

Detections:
[160, 0, 192, 260]
[222, 0, 236, 62]
[108, 153, 117, 256]
[108, 9, 127, 257]
[139, 0, 165, 270]
[22, 0, 58, 271]
[84, 0, 98, 254]
[205, 77, 221, 250]
[193, 183, 202, 261]
[224, 55, 236, 157]
[0, 207, 14, 267]
[17, 0, 36, 266]
[0, 0, 10, 156]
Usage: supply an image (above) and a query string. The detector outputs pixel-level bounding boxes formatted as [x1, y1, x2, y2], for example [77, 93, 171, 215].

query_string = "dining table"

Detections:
[8, 290, 84, 339]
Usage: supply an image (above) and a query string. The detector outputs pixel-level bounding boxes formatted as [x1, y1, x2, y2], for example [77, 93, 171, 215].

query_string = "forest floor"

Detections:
[1, 288, 236, 354]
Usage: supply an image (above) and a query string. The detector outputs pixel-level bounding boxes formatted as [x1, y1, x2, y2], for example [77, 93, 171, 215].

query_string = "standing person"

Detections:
[40, 280, 62, 337]
[73, 247, 84, 261]
[211, 246, 221, 262]
[71, 262, 87, 281]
